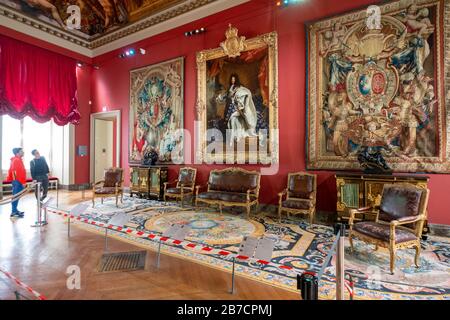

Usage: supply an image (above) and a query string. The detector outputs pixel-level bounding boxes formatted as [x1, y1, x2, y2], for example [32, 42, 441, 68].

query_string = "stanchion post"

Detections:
[156, 240, 162, 269]
[43, 207, 48, 225]
[65, 204, 89, 239]
[336, 224, 345, 300]
[104, 227, 109, 252]
[230, 257, 236, 294]
[31, 182, 45, 227]
[297, 272, 319, 300]
[67, 216, 71, 238]
[36, 182, 41, 225]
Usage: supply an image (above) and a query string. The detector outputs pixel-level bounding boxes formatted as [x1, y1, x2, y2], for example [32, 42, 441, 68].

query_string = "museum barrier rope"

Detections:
[0, 182, 36, 205]
[0, 182, 47, 300]
[0, 266, 47, 300]
[308, 224, 354, 300]
[47, 206, 353, 300]
[0, 182, 47, 227]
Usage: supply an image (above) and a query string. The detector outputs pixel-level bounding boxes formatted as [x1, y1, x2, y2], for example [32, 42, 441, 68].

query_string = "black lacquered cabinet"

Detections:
[130, 165, 168, 200]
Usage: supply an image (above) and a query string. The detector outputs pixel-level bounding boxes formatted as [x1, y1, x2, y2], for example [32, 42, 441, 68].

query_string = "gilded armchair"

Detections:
[278, 172, 317, 224]
[92, 168, 124, 207]
[163, 167, 197, 207]
[348, 183, 430, 274]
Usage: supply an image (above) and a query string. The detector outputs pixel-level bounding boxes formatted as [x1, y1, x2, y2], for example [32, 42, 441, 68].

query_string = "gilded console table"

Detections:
[130, 165, 168, 200]
[335, 173, 429, 232]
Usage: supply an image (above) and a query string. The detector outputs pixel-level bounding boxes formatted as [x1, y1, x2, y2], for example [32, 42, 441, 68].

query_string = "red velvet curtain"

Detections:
[0, 35, 80, 125]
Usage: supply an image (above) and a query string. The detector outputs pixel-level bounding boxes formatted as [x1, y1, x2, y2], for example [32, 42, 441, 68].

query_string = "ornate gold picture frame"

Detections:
[306, 0, 450, 173]
[129, 57, 184, 164]
[196, 25, 279, 164]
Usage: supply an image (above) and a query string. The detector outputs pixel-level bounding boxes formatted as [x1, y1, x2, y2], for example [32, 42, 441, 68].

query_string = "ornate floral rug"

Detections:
[52, 197, 450, 300]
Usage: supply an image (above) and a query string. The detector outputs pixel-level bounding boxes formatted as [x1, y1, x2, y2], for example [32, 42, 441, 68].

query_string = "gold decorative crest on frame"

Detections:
[220, 24, 247, 58]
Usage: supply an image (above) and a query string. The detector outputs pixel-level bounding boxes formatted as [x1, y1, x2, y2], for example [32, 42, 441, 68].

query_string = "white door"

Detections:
[94, 119, 114, 182]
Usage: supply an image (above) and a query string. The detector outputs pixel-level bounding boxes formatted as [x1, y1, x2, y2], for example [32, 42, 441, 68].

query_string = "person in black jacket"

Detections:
[30, 149, 50, 201]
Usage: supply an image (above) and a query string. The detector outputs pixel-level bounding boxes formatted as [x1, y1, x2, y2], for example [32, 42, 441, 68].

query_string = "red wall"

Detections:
[2, 0, 449, 225]
[90, 0, 450, 225]
[74, 66, 92, 185]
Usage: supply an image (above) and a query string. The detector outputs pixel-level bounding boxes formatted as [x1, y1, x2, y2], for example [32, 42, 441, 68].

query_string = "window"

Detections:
[1, 115, 21, 170]
[23, 117, 51, 170]
[1, 115, 52, 171]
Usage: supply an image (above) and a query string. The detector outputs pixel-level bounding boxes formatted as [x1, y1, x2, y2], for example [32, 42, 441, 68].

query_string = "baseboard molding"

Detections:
[59, 183, 91, 191]
[428, 224, 450, 237]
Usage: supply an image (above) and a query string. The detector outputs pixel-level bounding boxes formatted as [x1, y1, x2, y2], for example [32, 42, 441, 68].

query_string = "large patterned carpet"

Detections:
[52, 196, 450, 300]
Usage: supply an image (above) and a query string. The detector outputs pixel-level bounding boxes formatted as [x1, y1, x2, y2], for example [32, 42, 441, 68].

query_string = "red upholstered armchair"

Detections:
[92, 168, 124, 207]
[163, 167, 197, 207]
[349, 183, 430, 274]
[278, 172, 317, 224]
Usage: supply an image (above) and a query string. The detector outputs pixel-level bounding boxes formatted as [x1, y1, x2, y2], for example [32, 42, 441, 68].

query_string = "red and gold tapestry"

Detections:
[306, 0, 450, 173]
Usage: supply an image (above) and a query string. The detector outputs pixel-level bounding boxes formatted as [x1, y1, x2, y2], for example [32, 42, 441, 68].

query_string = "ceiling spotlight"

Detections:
[184, 27, 206, 37]
[139, 48, 146, 55]
[76, 62, 83, 68]
[120, 48, 136, 58]
[93, 65, 100, 70]
[277, 0, 302, 7]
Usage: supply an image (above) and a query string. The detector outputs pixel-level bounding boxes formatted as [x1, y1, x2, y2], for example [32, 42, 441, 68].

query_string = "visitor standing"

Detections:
[7, 148, 27, 218]
[30, 149, 50, 201]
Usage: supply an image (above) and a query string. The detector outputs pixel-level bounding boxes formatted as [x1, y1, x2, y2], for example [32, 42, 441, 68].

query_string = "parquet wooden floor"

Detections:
[0, 190, 298, 300]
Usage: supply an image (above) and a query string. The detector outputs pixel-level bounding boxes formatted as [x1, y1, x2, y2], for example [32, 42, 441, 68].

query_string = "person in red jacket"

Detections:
[7, 148, 27, 218]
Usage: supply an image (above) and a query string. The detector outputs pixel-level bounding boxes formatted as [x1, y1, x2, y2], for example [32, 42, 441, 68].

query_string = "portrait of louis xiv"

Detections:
[196, 25, 279, 164]
[206, 48, 270, 150]
[307, 0, 450, 173]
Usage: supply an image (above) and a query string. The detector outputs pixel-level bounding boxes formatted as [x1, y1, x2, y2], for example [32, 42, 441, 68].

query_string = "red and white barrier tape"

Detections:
[344, 279, 354, 299]
[48, 208, 298, 277]
[51, 207, 356, 299]
[0, 267, 47, 300]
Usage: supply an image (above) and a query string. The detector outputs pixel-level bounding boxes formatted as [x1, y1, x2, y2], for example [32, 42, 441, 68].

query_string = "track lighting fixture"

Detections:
[118, 48, 136, 59]
[276, 0, 302, 7]
[184, 27, 206, 37]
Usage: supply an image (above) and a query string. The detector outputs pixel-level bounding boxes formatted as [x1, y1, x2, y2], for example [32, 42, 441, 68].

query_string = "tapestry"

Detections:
[196, 25, 279, 164]
[306, 0, 450, 173]
[49, 197, 450, 300]
[129, 57, 184, 164]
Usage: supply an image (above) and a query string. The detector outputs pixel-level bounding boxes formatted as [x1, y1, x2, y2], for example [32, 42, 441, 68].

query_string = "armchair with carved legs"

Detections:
[348, 183, 429, 274]
[163, 167, 197, 207]
[278, 172, 317, 224]
[92, 168, 124, 207]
